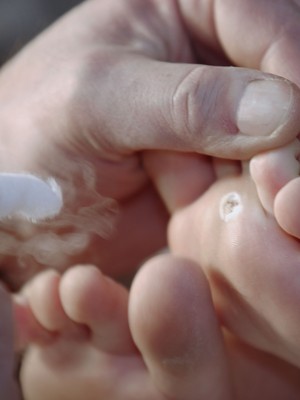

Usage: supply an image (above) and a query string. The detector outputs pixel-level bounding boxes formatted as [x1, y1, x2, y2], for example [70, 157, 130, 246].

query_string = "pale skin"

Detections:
[1, 0, 300, 287]
[2, 0, 300, 398]
[17, 139, 300, 400]
[151, 138, 300, 365]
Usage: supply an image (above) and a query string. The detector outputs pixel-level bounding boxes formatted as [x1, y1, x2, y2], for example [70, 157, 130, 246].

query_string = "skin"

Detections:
[145, 140, 300, 398]
[0, 0, 300, 287]
[15, 260, 300, 399]
[1, 0, 300, 398]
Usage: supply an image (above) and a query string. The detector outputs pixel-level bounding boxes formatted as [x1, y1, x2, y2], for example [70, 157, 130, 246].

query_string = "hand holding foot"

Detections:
[2, 0, 300, 290]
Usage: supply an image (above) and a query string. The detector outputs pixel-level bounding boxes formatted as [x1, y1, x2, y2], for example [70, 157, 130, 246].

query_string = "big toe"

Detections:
[129, 254, 233, 400]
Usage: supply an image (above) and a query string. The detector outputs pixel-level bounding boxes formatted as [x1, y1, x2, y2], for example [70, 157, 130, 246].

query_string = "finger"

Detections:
[144, 151, 240, 214]
[0, 284, 21, 400]
[3, 0, 300, 165]
[78, 56, 300, 160]
[143, 150, 215, 213]
[129, 254, 233, 400]
[207, 0, 300, 85]
[28, 1, 299, 162]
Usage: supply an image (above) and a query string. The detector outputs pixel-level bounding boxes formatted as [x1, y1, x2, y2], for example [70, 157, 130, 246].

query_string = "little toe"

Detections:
[59, 265, 136, 355]
[250, 139, 300, 213]
[13, 296, 55, 350]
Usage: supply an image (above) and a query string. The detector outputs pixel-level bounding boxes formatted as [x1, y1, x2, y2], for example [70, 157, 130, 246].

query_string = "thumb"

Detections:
[88, 57, 300, 159]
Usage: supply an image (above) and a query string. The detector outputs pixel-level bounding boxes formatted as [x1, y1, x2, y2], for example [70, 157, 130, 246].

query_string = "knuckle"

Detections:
[170, 67, 218, 139]
[168, 66, 236, 152]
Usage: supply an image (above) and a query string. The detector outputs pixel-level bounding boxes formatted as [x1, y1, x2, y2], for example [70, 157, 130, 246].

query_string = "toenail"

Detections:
[219, 192, 242, 222]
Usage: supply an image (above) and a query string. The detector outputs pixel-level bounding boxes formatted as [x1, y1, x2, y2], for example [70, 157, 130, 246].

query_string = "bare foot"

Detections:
[169, 139, 300, 367]
[19, 261, 231, 400]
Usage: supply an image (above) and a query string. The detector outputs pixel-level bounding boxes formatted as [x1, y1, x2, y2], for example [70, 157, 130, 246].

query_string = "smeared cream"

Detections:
[219, 192, 242, 222]
[0, 173, 63, 221]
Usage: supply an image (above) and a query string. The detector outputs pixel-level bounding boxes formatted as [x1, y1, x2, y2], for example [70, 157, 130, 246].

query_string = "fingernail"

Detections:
[237, 79, 292, 136]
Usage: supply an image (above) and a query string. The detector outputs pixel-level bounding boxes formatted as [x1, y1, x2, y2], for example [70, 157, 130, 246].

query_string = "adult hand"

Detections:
[2, 1, 300, 398]
[0, 0, 300, 289]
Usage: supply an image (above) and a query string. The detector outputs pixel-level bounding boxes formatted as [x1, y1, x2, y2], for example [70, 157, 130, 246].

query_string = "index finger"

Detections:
[180, 0, 300, 85]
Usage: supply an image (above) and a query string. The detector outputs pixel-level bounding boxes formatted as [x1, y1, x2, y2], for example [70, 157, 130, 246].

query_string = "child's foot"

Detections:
[20, 265, 147, 400]
[168, 139, 300, 368]
[19, 261, 231, 400]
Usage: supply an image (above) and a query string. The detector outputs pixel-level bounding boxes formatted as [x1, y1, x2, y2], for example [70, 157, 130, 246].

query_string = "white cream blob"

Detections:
[0, 173, 63, 221]
[219, 192, 242, 222]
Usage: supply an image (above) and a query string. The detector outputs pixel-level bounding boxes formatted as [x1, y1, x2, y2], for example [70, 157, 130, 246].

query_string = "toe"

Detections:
[129, 254, 233, 400]
[249, 139, 300, 213]
[23, 269, 86, 339]
[23, 270, 65, 331]
[59, 265, 136, 354]
[274, 177, 300, 239]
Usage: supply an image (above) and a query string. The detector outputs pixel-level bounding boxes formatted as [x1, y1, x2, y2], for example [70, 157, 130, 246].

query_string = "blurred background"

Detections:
[0, 0, 82, 65]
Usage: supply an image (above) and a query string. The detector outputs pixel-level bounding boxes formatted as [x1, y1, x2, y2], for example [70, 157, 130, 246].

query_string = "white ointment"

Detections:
[219, 192, 242, 222]
[0, 173, 63, 221]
